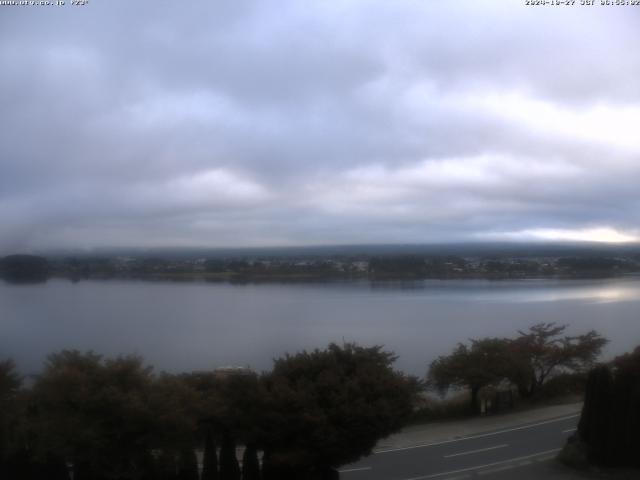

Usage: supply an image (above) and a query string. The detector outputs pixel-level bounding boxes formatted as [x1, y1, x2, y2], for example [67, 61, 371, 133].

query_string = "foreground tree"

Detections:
[241, 444, 260, 480]
[219, 431, 241, 480]
[508, 323, 607, 398]
[0, 359, 20, 398]
[177, 446, 199, 480]
[428, 338, 511, 412]
[428, 324, 607, 410]
[149, 373, 201, 453]
[0, 359, 21, 434]
[201, 429, 219, 480]
[577, 365, 614, 465]
[157, 449, 178, 480]
[567, 346, 640, 468]
[0, 360, 22, 476]
[31, 351, 159, 479]
[260, 343, 419, 478]
[609, 346, 640, 466]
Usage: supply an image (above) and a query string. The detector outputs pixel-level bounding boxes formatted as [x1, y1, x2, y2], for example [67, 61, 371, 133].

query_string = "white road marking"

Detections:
[400, 448, 561, 480]
[443, 444, 508, 458]
[338, 466, 372, 473]
[535, 455, 557, 462]
[478, 464, 516, 476]
[562, 427, 577, 433]
[376, 414, 579, 454]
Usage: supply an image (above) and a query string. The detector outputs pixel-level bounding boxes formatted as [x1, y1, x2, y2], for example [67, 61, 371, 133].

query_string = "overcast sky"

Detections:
[1, 0, 640, 253]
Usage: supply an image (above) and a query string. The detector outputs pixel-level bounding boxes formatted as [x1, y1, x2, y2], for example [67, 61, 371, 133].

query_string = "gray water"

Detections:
[1, 277, 639, 376]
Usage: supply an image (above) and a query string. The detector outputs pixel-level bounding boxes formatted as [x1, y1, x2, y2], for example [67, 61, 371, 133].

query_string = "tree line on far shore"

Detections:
[3, 252, 639, 284]
[0, 344, 419, 480]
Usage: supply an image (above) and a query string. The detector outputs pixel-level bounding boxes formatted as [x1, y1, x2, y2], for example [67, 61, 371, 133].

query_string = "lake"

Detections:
[1, 277, 640, 376]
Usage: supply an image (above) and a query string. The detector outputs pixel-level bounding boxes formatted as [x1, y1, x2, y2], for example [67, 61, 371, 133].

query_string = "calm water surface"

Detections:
[1, 277, 639, 376]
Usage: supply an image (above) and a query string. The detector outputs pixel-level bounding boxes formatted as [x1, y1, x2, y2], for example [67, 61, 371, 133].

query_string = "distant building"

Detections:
[213, 366, 255, 380]
[352, 261, 369, 272]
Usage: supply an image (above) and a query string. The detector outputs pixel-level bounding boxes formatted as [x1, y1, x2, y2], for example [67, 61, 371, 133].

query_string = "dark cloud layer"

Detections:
[1, 0, 640, 252]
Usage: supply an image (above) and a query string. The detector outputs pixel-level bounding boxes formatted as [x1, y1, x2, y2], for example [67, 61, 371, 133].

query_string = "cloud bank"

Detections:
[1, 0, 639, 252]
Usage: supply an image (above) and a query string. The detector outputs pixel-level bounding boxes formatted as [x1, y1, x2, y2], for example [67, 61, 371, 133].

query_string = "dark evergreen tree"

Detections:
[74, 459, 105, 480]
[31, 352, 160, 479]
[201, 430, 219, 480]
[139, 451, 159, 480]
[241, 443, 260, 480]
[37, 454, 71, 480]
[575, 346, 640, 468]
[578, 365, 614, 465]
[260, 450, 273, 480]
[0, 359, 21, 477]
[157, 450, 178, 480]
[610, 346, 640, 467]
[3, 449, 35, 480]
[177, 446, 199, 480]
[260, 451, 295, 480]
[219, 432, 240, 480]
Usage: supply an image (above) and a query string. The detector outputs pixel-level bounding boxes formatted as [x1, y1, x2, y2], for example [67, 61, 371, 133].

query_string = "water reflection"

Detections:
[1, 277, 640, 376]
[521, 283, 640, 304]
[366, 278, 640, 304]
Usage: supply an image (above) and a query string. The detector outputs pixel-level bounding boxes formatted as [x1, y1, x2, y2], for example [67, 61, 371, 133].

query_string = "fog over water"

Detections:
[2, 278, 639, 376]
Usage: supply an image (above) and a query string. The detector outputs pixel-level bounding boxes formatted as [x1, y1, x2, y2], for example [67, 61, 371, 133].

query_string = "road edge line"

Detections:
[401, 448, 562, 480]
[375, 414, 579, 454]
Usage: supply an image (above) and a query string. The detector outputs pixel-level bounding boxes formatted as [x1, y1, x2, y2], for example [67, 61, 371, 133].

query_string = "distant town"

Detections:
[2, 243, 640, 283]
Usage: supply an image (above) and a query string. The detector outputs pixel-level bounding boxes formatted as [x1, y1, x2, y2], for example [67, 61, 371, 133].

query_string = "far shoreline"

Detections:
[6, 270, 640, 286]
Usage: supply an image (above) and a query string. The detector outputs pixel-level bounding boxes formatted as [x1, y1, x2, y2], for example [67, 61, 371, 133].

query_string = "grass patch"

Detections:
[409, 391, 474, 424]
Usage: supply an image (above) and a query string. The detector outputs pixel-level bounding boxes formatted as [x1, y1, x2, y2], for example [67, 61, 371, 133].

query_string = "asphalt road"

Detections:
[339, 414, 579, 480]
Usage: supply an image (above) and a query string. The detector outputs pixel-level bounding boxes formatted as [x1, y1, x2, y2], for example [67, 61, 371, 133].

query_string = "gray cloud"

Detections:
[1, 0, 640, 252]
